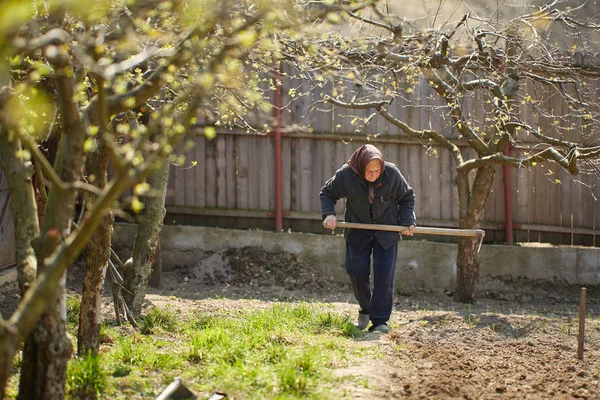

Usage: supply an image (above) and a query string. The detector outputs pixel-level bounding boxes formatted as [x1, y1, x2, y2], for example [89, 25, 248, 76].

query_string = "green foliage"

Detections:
[66, 350, 106, 399]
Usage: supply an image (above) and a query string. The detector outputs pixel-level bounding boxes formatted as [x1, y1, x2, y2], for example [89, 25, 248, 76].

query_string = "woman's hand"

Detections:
[323, 215, 337, 230]
[401, 225, 415, 236]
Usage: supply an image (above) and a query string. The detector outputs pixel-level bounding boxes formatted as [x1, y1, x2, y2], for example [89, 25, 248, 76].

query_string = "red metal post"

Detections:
[503, 146, 514, 245]
[273, 63, 283, 232]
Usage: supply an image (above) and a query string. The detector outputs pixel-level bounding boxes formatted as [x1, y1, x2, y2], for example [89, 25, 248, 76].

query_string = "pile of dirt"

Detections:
[190, 246, 338, 293]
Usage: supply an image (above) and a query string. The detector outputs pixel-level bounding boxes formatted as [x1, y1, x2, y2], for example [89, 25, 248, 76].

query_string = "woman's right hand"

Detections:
[323, 215, 337, 230]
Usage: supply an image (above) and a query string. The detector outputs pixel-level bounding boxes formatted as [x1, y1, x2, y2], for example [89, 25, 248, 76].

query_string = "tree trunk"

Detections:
[0, 132, 40, 399]
[453, 166, 496, 303]
[123, 160, 170, 315]
[0, 134, 39, 295]
[78, 148, 112, 355]
[18, 313, 73, 400]
[149, 244, 162, 288]
[18, 48, 87, 398]
[453, 236, 480, 303]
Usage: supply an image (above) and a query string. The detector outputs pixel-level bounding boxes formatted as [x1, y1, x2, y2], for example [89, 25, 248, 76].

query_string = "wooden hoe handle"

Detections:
[336, 221, 485, 239]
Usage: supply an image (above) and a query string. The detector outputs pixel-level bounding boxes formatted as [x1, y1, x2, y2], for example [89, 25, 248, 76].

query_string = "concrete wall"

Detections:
[113, 224, 600, 294]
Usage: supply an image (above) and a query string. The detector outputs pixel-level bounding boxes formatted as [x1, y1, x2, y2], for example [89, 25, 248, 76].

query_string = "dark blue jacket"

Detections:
[320, 162, 416, 250]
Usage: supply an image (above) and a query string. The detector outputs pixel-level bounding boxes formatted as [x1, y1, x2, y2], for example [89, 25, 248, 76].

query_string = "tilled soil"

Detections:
[381, 298, 600, 399]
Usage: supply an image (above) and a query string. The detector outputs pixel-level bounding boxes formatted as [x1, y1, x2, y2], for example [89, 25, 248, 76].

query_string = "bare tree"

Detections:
[290, 0, 600, 302]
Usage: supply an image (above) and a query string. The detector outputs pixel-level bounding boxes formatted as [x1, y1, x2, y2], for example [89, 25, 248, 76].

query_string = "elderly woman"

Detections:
[320, 144, 416, 333]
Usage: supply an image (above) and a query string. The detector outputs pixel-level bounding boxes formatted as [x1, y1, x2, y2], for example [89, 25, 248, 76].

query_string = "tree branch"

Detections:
[324, 95, 465, 166]
[457, 147, 578, 175]
[83, 25, 205, 123]
[13, 28, 69, 52]
[461, 78, 504, 99]
[377, 107, 464, 166]
[16, 130, 101, 196]
[424, 69, 490, 155]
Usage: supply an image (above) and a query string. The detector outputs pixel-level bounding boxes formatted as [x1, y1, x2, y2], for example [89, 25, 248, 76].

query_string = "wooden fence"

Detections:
[163, 70, 600, 246]
[163, 130, 600, 246]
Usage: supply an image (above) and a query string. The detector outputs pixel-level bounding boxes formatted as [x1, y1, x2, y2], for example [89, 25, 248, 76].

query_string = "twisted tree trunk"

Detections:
[123, 160, 170, 315]
[18, 44, 86, 399]
[78, 146, 112, 355]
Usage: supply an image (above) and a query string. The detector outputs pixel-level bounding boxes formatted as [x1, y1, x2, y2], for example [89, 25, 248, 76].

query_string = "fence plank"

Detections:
[165, 162, 176, 207]
[174, 143, 186, 207]
[225, 135, 237, 208]
[321, 139, 335, 188]
[560, 169, 573, 245]
[419, 149, 432, 219]
[494, 167, 505, 242]
[282, 136, 292, 211]
[440, 148, 453, 221]
[216, 135, 227, 207]
[311, 139, 324, 211]
[547, 166, 562, 244]
[258, 135, 272, 210]
[184, 145, 196, 207]
[515, 165, 529, 242]
[205, 138, 217, 208]
[237, 136, 250, 210]
[247, 136, 260, 210]
[290, 137, 299, 211]
[581, 173, 595, 241]
[333, 141, 346, 215]
[398, 143, 413, 222]
[428, 150, 442, 221]
[408, 145, 422, 217]
[299, 138, 312, 211]
[195, 136, 206, 208]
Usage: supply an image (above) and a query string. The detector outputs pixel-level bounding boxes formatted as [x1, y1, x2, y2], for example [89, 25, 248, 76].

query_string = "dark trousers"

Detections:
[345, 240, 398, 326]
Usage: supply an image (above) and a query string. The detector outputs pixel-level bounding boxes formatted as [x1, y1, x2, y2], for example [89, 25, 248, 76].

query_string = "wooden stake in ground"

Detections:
[577, 287, 587, 361]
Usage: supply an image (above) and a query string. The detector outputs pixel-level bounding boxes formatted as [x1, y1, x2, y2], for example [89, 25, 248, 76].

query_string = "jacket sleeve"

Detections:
[320, 166, 347, 219]
[394, 172, 416, 226]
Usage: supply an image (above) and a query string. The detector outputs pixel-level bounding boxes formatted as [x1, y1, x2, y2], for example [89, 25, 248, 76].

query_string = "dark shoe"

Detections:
[356, 313, 370, 330]
[368, 323, 390, 333]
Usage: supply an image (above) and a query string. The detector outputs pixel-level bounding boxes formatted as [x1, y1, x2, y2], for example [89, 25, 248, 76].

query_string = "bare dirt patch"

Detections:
[3, 246, 600, 399]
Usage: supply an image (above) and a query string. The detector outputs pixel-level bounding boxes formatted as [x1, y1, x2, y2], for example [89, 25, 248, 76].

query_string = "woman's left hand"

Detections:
[401, 225, 415, 236]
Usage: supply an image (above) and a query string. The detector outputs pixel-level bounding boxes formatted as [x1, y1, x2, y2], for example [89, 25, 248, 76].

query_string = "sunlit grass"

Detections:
[66, 350, 107, 399]
[5, 302, 371, 399]
[54, 302, 369, 399]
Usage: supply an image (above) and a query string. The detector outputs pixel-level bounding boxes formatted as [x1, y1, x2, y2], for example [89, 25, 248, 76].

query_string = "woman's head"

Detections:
[348, 144, 384, 182]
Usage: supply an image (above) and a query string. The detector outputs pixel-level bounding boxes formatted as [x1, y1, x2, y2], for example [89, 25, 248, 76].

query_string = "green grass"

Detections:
[67, 350, 106, 399]
[5, 302, 371, 399]
[76, 302, 369, 399]
[139, 306, 177, 334]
